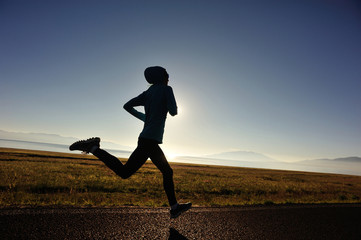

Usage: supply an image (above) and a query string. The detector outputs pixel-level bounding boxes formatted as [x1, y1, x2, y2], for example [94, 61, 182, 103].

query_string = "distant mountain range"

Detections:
[172, 151, 361, 176]
[299, 157, 361, 163]
[204, 151, 361, 164]
[0, 130, 78, 144]
[205, 150, 278, 162]
[0, 129, 132, 151]
[323, 157, 361, 162]
[172, 155, 361, 176]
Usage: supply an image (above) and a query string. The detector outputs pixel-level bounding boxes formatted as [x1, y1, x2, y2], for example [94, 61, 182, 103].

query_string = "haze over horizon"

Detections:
[1, 130, 361, 176]
[1, 0, 361, 163]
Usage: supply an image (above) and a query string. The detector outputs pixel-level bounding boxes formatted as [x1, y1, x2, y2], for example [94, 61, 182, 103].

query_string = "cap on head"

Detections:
[144, 66, 168, 84]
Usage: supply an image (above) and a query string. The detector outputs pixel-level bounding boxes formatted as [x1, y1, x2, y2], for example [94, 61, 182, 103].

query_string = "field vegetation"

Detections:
[1, 148, 361, 207]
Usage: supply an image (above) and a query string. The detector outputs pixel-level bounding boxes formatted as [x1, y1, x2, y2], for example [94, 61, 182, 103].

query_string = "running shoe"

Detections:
[170, 202, 192, 219]
[69, 137, 100, 153]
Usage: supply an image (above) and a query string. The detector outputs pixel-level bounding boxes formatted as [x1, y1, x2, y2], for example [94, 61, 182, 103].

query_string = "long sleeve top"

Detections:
[123, 84, 177, 143]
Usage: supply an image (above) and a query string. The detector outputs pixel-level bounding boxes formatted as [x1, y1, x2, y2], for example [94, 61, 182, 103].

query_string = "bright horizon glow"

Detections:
[165, 152, 179, 161]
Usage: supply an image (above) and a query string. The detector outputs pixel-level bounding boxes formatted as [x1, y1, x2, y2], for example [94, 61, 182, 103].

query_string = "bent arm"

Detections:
[167, 87, 178, 116]
[123, 93, 146, 122]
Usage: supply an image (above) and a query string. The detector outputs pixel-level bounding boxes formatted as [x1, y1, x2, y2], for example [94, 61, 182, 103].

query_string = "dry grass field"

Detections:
[1, 148, 360, 207]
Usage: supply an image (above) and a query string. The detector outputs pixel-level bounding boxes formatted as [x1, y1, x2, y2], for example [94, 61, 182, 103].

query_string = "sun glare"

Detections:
[166, 152, 178, 161]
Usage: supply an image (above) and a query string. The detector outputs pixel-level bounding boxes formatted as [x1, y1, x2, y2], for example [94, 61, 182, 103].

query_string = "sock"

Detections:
[171, 203, 179, 210]
[90, 145, 99, 154]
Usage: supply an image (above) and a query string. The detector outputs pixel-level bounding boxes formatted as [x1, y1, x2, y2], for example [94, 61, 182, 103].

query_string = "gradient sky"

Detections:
[1, 0, 360, 162]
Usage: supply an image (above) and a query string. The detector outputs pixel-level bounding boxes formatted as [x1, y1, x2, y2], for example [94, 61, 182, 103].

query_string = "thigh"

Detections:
[124, 141, 149, 176]
[149, 144, 173, 175]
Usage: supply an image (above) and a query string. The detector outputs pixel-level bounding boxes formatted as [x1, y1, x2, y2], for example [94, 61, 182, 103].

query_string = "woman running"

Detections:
[69, 66, 191, 218]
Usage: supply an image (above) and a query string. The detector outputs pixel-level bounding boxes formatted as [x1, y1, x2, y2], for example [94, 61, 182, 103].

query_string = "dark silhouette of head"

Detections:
[144, 66, 169, 84]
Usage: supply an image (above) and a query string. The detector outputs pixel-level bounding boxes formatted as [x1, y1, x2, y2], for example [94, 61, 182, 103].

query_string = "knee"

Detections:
[119, 172, 131, 179]
[115, 170, 131, 179]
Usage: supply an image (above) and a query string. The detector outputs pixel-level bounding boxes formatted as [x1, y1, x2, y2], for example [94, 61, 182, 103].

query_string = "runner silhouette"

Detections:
[70, 66, 191, 218]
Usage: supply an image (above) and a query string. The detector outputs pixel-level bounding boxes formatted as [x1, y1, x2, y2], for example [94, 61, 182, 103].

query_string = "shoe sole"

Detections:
[170, 203, 192, 219]
[69, 137, 100, 152]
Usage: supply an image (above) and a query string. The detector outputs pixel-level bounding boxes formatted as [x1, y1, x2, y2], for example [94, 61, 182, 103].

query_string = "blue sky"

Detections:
[1, 0, 360, 161]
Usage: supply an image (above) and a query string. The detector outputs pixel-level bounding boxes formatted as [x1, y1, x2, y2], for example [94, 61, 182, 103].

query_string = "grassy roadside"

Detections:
[1, 148, 361, 207]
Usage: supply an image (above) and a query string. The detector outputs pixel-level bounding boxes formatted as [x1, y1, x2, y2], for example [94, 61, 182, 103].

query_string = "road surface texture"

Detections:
[1, 204, 360, 239]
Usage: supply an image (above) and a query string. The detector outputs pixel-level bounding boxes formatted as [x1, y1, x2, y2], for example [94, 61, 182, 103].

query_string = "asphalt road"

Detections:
[1, 204, 361, 239]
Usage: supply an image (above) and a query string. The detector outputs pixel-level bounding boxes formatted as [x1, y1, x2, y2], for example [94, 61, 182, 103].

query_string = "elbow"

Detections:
[123, 104, 132, 114]
[169, 110, 178, 116]
[123, 103, 130, 111]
